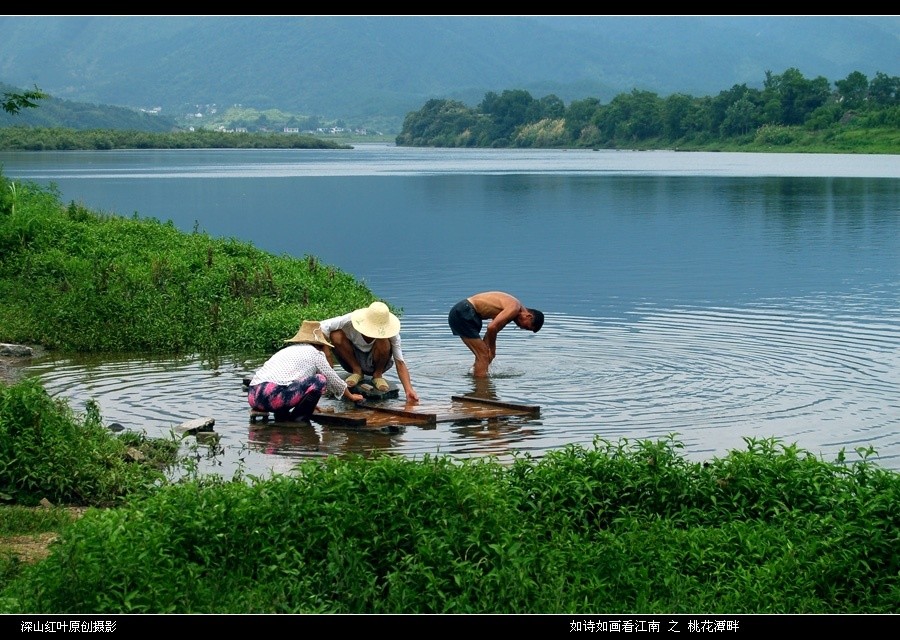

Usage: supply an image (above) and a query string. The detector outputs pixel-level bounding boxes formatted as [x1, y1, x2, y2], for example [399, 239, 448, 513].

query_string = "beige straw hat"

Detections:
[284, 320, 334, 347]
[350, 301, 401, 339]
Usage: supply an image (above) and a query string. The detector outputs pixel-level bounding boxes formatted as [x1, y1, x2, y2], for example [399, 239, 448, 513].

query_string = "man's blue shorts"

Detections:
[448, 299, 483, 339]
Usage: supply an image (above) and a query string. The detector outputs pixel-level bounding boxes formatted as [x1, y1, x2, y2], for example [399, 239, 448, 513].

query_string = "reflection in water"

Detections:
[247, 421, 405, 461]
[468, 376, 499, 401]
[447, 376, 540, 459]
[248, 423, 321, 455]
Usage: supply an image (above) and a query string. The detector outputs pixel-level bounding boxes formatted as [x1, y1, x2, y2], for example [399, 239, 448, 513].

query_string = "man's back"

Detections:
[468, 291, 522, 320]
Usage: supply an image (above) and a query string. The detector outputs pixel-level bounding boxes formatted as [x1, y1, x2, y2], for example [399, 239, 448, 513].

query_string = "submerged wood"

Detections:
[451, 395, 541, 414]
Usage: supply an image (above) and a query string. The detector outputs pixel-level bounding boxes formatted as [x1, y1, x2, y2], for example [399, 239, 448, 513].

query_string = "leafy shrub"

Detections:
[754, 124, 801, 146]
[4, 438, 898, 613]
[0, 174, 381, 354]
[0, 378, 166, 507]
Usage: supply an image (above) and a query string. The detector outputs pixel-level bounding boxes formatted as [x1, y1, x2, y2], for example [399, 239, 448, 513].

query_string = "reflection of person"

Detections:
[247, 320, 364, 422]
[319, 301, 419, 403]
[448, 291, 544, 377]
[470, 376, 499, 401]
[249, 424, 321, 455]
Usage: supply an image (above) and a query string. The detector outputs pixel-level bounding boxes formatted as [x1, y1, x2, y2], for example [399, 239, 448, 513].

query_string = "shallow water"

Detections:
[24, 296, 900, 477]
[5, 146, 899, 476]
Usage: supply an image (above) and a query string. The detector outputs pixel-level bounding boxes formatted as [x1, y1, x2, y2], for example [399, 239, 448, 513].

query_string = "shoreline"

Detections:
[0, 343, 42, 386]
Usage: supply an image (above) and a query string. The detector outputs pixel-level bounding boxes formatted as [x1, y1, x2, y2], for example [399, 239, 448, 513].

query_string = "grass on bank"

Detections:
[600, 125, 900, 154]
[0, 380, 897, 614]
[0, 172, 379, 354]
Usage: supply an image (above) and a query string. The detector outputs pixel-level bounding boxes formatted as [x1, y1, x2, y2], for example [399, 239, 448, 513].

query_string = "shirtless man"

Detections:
[447, 291, 544, 377]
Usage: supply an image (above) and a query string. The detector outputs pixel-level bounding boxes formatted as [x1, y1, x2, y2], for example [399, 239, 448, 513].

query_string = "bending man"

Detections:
[448, 291, 544, 377]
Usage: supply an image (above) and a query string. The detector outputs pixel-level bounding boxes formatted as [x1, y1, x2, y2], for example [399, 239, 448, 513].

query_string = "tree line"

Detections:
[395, 68, 900, 151]
[0, 127, 349, 151]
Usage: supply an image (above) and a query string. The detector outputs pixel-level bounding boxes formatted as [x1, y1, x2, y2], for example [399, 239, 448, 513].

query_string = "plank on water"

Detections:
[451, 395, 541, 414]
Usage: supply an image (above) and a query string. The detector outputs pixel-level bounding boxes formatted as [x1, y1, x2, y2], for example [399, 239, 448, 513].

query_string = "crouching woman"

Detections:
[247, 320, 364, 421]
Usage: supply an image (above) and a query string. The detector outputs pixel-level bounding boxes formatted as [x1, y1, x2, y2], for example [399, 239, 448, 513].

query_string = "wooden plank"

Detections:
[250, 395, 539, 430]
[357, 404, 438, 424]
[434, 412, 488, 423]
[451, 395, 541, 415]
[258, 418, 400, 434]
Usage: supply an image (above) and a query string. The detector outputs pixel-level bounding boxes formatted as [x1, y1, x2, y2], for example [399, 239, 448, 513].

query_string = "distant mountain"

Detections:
[1, 16, 897, 133]
[0, 82, 179, 131]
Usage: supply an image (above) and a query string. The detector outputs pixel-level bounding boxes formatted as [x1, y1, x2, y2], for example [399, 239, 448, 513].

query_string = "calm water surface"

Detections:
[3, 145, 899, 476]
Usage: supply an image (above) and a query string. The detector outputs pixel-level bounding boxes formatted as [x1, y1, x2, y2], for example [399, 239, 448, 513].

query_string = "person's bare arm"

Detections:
[395, 359, 419, 403]
[483, 303, 520, 358]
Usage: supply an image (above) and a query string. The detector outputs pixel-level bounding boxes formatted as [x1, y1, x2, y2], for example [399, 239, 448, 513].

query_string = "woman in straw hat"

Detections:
[247, 320, 364, 422]
[319, 301, 419, 402]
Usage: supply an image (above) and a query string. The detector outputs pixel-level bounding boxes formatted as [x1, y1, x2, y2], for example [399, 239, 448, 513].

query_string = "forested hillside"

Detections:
[0, 82, 177, 132]
[396, 67, 900, 153]
[0, 16, 897, 133]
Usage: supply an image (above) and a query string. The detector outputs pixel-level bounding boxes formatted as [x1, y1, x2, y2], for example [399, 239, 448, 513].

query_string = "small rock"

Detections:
[175, 417, 216, 435]
[0, 343, 33, 357]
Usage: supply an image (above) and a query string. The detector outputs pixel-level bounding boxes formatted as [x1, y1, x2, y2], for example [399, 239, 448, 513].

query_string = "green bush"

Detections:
[4, 437, 897, 613]
[0, 378, 166, 507]
[754, 124, 802, 146]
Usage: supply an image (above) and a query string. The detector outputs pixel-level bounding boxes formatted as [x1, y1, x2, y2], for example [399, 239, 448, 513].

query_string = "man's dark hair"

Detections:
[529, 309, 544, 333]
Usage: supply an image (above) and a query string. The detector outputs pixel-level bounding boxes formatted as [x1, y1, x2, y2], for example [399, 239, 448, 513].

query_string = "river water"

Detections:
[2, 145, 898, 476]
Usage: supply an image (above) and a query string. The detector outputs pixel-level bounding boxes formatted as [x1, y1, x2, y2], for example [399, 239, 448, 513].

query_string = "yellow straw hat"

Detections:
[284, 320, 334, 347]
[350, 301, 401, 339]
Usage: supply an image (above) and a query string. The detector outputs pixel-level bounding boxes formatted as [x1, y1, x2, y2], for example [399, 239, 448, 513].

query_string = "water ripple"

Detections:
[23, 299, 900, 477]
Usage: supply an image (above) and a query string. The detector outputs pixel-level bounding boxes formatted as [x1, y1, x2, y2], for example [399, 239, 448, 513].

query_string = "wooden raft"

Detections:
[250, 395, 540, 432]
[249, 408, 402, 433]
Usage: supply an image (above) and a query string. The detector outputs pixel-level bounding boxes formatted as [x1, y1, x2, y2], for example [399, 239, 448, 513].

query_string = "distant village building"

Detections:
[283, 127, 300, 134]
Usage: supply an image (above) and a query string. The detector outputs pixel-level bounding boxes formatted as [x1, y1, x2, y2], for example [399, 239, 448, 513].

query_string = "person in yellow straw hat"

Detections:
[319, 301, 419, 402]
[247, 320, 364, 422]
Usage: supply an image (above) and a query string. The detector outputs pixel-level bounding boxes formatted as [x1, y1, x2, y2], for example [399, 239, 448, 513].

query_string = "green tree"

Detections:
[662, 93, 695, 140]
[478, 89, 536, 146]
[2, 86, 47, 115]
[762, 68, 831, 126]
[868, 72, 900, 107]
[834, 71, 869, 110]
[709, 84, 759, 133]
[528, 94, 566, 122]
[595, 89, 662, 143]
[395, 99, 481, 147]
[563, 97, 601, 145]
[721, 96, 758, 136]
